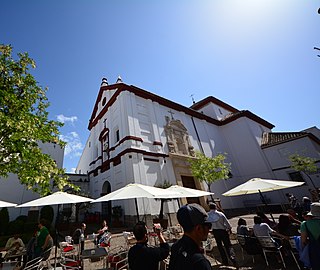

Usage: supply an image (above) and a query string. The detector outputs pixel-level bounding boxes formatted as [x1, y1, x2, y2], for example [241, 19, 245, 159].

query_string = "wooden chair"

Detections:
[257, 236, 286, 268]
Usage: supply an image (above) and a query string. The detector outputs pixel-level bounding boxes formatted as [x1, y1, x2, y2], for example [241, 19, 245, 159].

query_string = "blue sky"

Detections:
[1, 0, 319, 173]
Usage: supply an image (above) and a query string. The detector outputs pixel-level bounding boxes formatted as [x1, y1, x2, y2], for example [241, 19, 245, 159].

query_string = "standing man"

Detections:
[207, 202, 237, 266]
[168, 204, 212, 270]
[72, 223, 86, 252]
[128, 221, 169, 270]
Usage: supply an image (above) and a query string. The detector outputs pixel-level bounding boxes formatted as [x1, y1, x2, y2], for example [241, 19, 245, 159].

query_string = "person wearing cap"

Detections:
[207, 202, 237, 266]
[128, 221, 169, 270]
[168, 203, 212, 270]
[300, 202, 320, 269]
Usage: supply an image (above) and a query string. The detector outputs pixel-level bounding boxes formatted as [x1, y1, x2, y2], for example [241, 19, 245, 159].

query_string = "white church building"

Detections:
[76, 78, 320, 222]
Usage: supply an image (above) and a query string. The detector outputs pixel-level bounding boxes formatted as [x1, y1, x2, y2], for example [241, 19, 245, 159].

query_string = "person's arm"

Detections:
[42, 234, 51, 250]
[271, 231, 289, 241]
[151, 229, 170, 260]
[300, 221, 308, 248]
[4, 238, 13, 250]
[18, 239, 25, 248]
[301, 231, 308, 248]
[221, 213, 232, 231]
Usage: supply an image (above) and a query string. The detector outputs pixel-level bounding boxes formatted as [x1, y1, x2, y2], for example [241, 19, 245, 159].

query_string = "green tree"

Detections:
[0, 45, 74, 195]
[289, 154, 318, 189]
[189, 151, 231, 201]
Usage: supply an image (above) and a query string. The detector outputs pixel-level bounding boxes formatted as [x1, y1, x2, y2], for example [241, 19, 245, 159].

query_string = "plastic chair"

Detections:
[60, 257, 82, 270]
[257, 236, 286, 268]
[107, 249, 128, 270]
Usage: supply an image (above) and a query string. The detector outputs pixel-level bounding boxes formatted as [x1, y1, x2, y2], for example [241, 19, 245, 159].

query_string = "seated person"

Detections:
[96, 220, 108, 245]
[253, 216, 288, 246]
[256, 212, 277, 229]
[34, 219, 52, 258]
[4, 234, 25, 260]
[236, 218, 252, 236]
[276, 214, 300, 237]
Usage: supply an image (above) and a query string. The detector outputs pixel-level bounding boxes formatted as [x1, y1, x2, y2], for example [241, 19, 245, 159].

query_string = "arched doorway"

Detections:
[101, 181, 112, 223]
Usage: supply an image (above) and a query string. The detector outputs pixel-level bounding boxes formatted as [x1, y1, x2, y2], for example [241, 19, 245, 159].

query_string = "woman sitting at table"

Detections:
[96, 220, 109, 246]
[236, 218, 252, 236]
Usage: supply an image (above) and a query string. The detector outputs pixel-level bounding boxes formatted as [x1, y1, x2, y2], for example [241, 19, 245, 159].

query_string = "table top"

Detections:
[81, 247, 108, 260]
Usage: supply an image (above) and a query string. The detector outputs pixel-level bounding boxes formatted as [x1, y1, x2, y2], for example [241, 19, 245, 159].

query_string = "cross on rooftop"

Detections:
[168, 110, 175, 120]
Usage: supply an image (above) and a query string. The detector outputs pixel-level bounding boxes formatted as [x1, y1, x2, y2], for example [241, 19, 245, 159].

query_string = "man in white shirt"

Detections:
[253, 216, 287, 238]
[207, 203, 237, 266]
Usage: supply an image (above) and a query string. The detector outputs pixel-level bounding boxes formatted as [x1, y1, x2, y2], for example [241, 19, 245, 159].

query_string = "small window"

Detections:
[88, 142, 91, 147]
[102, 97, 107, 106]
[288, 172, 305, 182]
[115, 129, 120, 142]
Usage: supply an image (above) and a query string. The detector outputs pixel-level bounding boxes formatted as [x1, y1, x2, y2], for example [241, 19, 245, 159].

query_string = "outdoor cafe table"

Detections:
[81, 247, 108, 269]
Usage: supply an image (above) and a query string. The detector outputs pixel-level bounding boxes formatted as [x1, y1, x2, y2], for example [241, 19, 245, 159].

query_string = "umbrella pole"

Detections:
[54, 204, 60, 269]
[258, 190, 275, 223]
[134, 198, 140, 222]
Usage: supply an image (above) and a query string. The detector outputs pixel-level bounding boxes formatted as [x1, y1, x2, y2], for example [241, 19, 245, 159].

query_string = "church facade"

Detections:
[76, 78, 320, 221]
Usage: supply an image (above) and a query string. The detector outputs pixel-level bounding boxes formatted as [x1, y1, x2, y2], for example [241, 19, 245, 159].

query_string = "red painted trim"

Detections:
[88, 83, 274, 130]
[88, 149, 169, 176]
[109, 136, 143, 152]
[153, 141, 163, 146]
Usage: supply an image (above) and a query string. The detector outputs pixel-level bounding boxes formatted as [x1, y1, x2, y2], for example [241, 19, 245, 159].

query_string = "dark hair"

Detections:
[209, 203, 216, 210]
[39, 218, 47, 226]
[278, 214, 290, 234]
[133, 221, 147, 241]
[253, 216, 262, 224]
[237, 218, 246, 226]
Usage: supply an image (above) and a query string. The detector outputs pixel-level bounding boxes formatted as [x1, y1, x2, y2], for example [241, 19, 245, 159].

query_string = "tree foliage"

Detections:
[289, 153, 318, 189]
[189, 151, 231, 194]
[289, 154, 317, 174]
[0, 44, 74, 195]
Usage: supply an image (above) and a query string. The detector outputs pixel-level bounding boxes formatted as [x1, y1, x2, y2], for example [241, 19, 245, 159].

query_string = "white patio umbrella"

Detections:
[0, 199, 17, 208]
[16, 191, 93, 207]
[166, 185, 214, 198]
[92, 183, 182, 221]
[222, 178, 304, 197]
[222, 178, 304, 221]
[17, 191, 93, 269]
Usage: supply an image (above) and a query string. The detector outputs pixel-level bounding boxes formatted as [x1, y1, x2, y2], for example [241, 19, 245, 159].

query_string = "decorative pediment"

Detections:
[164, 117, 195, 157]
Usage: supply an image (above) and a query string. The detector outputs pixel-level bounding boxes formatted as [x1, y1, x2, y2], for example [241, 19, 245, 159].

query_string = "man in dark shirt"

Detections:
[72, 223, 86, 252]
[128, 221, 169, 270]
[168, 204, 212, 270]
